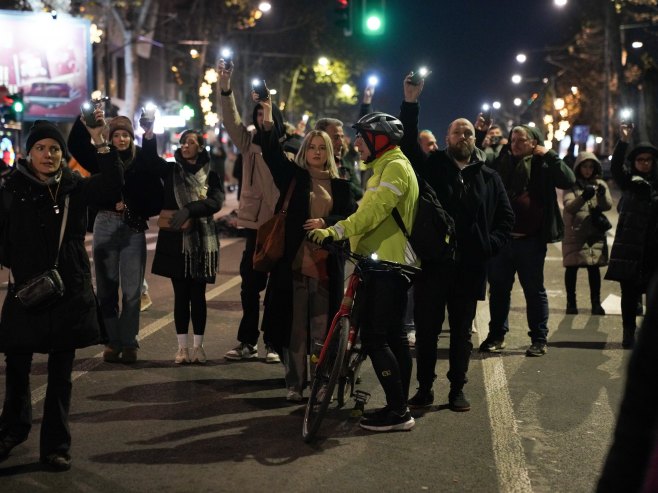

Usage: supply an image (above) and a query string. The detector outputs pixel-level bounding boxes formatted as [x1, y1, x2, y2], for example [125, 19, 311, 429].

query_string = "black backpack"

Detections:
[392, 176, 456, 264]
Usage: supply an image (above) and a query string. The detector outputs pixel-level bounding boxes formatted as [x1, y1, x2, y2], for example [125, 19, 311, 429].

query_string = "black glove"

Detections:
[170, 207, 190, 230]
[581, 185, 596, 200]
[596, 184, 606, 196]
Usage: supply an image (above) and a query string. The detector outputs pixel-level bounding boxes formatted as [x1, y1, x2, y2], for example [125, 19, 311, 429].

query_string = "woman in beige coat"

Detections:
[562, 152, 613, 314]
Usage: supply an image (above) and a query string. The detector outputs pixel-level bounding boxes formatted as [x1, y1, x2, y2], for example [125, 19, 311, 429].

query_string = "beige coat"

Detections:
[220, 92, 279, 229]
[562, 177, 613, 267]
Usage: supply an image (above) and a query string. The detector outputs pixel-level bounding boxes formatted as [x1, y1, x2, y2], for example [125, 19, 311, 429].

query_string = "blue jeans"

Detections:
[93, 211, 146, 350]
[488, 236, 549, 344]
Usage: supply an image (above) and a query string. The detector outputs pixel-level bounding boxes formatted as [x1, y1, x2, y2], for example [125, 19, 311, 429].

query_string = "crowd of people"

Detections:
[0, 61, 656, 476]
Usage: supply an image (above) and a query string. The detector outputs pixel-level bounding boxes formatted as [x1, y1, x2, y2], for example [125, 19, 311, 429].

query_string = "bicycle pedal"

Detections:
[354, 390, 370, 404]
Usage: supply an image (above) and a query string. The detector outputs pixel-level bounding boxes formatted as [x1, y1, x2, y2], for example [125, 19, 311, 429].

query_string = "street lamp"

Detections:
[511, 74, 522, 84]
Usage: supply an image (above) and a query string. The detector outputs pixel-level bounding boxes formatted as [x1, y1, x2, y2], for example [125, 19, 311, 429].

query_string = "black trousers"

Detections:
[357, 269, 412, 413]
[237, 228, 269, 346]
[1, 350, 75, 457]
[171, 278, 207, 335]
[414, 262, 475, 391]
[620, 281, 642, 330]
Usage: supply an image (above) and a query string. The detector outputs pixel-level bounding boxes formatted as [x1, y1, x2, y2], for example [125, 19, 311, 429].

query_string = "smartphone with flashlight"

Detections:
[482, 109, 493, 123]
[223, 55, 233, 71]
[80, 96, 109, 128]
[408, 68, 432, 86]
[252, 80, 270, 101]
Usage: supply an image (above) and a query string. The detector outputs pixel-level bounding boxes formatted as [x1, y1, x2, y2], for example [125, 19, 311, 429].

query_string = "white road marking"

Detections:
[474, 301, 534, 493]
[30, 274, 242, 406]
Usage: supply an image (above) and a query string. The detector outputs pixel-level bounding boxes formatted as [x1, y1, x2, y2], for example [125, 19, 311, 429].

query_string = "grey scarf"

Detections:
[173, 162, 219, 279]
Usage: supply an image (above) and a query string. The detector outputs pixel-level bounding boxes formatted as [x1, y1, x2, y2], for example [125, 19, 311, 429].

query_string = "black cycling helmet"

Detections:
[352, 112, 404, 161]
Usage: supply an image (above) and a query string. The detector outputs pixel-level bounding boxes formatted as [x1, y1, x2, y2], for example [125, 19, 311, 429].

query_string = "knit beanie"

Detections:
[25, 120, 67, 155]
[109, 115, 134, 139]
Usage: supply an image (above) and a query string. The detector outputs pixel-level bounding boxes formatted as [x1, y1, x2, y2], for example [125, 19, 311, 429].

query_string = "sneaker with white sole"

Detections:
[407, 329, 416, 348]
[286, 390, 303, 403]
[224, 343, 258, 361]
[175, 347, 190, 364]
[359, 408, 415, 432]
[265, 346, 280, 363]
[191, 346, 207, 364]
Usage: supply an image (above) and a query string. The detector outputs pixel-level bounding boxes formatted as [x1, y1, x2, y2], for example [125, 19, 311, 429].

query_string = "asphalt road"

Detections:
[0, 185, 636, 492]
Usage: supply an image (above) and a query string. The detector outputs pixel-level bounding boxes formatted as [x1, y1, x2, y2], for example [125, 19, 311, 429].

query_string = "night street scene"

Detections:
[0, 0, 657, 491]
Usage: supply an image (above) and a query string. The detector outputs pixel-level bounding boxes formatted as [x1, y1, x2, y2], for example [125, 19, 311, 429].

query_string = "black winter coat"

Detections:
[68, 118, 164, 218]
[259, 130, 357, 350]
[605, 141, 658, 287]
[0, 153, 123, 353]
[399, 102, 515, 299]
[145, 141, 224, 281]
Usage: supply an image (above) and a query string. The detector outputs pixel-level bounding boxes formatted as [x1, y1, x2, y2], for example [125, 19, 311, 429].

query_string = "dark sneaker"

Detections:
[622, 327, 636, 349]
[408, 388, 434, 408]
[448, 390, 471, 412]
[0, 434, 28, 462]
[591, 304, 606, 316]
[121, 347, 138, 364]
[359, 408, 415, 432]
[40, 452, 71, 471]
[479, 337, 506, 353]
[525, 342, 547, 357]
[565, 303, 578, 315]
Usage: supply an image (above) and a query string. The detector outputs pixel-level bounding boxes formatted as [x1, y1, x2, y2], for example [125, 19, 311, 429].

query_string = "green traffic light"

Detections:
[12, 101, 23, 113]
[366, 15, 381, 32]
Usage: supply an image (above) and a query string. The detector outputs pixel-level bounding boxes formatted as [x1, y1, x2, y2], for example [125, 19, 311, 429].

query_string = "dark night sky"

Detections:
[357, 0, 577, 139]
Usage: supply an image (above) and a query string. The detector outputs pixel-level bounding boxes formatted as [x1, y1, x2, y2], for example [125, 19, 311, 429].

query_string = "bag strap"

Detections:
[280, 176, 296, 215]
[53, 195, 70, 269]
[392, 207, 410, 239]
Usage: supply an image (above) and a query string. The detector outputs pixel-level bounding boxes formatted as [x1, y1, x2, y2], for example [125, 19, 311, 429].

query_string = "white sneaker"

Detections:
[265, 346, 280, 363]
[407, 329, 416, 348]
[286, 390, 303, 403]
[224, 343, 258, 360]
[140, 292, 152, 312]
[191, 346, 207, 364]
[175, 347, 190, 364]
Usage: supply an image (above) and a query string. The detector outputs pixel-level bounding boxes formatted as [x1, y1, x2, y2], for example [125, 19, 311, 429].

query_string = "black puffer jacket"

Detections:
[605, 141, 658, 286]
[0, 153, 123, 353]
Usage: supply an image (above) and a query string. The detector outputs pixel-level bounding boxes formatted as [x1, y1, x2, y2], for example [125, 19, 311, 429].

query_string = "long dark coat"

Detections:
[147, 145, 224, 281]
[0, 154, 123, 353]
[259, 132, 357, 351]
[605, 141, 658, 287]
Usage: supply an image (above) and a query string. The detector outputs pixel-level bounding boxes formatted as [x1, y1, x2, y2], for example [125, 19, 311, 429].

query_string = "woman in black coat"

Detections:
[259, 98, 357, 402]
[605, 123, 658, 348]
[146, 130, 224, 364]
[0, 116, 123, 470]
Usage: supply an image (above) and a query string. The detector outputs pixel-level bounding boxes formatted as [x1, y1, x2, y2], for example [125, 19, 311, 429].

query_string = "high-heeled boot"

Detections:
[622, 326, 636, 349]
[591, 294, 605, 316]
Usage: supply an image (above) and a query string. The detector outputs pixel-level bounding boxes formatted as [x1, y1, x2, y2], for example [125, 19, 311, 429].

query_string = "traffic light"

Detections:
[10, 92, 24, 121]
[362, 0, 385, 36]
[334, 0, 352, 36]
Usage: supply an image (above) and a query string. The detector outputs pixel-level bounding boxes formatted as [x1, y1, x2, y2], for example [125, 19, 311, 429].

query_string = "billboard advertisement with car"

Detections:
[0, 11, 91, 121]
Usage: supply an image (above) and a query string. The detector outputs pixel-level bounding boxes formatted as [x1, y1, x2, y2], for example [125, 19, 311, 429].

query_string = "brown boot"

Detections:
[102, 346, 121, 363]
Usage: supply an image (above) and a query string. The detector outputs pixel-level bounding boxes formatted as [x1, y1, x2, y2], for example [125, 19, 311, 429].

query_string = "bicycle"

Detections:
[302, 242, 419, 443]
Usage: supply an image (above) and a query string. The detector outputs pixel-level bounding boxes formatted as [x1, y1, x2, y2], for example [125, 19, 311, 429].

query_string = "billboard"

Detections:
[0, 11, 91, 122]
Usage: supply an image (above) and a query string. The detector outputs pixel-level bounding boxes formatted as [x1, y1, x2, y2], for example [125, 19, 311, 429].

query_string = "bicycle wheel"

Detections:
[302, 315, 349, 442]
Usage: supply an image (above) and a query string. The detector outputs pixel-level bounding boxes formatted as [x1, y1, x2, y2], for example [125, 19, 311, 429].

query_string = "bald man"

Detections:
[398, 76, 514, 412]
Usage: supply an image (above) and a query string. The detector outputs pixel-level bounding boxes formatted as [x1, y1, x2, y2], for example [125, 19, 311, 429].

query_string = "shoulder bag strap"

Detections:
[280, 176, 296, 215]
[53, 195, 70, 269]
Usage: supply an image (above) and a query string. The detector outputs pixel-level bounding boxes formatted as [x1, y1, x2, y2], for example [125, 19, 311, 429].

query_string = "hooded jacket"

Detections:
[606, 140, 658, 285]
[561, 152, 613, 267]
[220, 92, 280, 230]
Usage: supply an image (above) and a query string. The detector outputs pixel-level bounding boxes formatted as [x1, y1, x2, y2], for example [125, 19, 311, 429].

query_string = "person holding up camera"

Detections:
[605, 123, 658, 348]
[0, 114, 123, 470]
[67, 106, 164, 364]
[561, 152, 612, 316]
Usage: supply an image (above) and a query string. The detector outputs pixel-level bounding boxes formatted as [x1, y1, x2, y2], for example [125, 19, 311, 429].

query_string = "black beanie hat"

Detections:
[26, 120, 67, 155]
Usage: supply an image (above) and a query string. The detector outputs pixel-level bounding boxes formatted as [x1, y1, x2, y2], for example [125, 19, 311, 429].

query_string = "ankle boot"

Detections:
[622, 326, 636, 349]
[590, 295, 605, 315]
[565, 299, 578, 315]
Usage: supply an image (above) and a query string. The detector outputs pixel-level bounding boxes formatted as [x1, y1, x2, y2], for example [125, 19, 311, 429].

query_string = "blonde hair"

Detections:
[294, 130, 339, 178]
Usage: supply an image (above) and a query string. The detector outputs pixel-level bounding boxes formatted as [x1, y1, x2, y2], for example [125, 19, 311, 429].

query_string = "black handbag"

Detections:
[122, 204, 148, 232]
[590, 206, 612, 233]
[13, 196, 69, 310]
